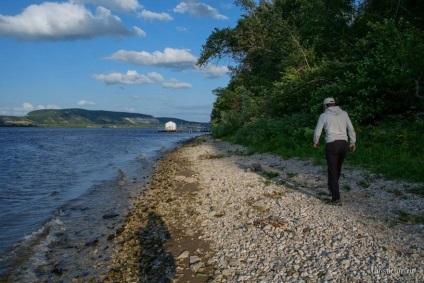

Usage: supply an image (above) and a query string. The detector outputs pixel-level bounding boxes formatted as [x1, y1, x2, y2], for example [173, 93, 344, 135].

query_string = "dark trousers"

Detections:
[326, 140, 348, 201]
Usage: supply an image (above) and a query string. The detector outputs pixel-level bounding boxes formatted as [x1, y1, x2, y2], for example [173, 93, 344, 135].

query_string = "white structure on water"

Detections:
[165, 121, 177, 131]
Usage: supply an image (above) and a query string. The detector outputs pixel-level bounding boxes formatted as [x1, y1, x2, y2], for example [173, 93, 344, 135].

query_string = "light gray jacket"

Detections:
[313, 106, 356, 145]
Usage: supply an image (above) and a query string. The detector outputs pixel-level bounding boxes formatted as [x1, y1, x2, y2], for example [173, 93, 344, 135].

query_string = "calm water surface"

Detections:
[0, 127, 202, 281]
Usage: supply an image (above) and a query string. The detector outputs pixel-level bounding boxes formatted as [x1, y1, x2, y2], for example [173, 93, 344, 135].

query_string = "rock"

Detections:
[85, 237, 99, 246]
[191, 262, 203, 272]
[185, 177, 196, 183]
[190, 255, 201, 265]
[341, 259, 350, 266]
[51, 264, 65, 275]
[177, 251, 189, 259]
[228, 259, 239, 267]
[102, 212, 119, 219]
[221, 269, 231, 277]
[327, 252, 336, 260]
[324, 272, 333, 281]
[175, 176, 186, 182]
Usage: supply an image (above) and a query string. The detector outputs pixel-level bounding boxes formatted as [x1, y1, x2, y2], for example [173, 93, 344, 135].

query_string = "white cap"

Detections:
[323, 98, 335, 104]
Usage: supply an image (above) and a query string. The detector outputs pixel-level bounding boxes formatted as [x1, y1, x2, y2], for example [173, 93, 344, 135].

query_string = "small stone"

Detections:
[221, 269, 231, 277]
[190, 256, 201, 264]
[325, 272, 333, 281]
[191, 262, 203, 272]
[228, 259, 239, 267]
[51, 264, 65, 275]
[175, 176, 186, 181]
[185, 177, 196, 183]
[177, 251, 189, 259]
[341, 259, 350, 266]
[327, 252, 336, 260]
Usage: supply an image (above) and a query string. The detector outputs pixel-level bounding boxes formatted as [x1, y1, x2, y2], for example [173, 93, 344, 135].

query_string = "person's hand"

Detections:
[314, 143, 319, 149]
[350, 145, 356, 152]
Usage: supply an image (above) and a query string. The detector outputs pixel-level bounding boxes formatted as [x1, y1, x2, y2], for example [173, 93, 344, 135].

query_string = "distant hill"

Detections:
[0, 109, 210, 129]
[156, 117, 205, 125]
[25, 109, 159, 126]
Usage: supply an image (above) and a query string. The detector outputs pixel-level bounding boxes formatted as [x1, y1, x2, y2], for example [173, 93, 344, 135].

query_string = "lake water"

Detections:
[0, 127, 202, 281]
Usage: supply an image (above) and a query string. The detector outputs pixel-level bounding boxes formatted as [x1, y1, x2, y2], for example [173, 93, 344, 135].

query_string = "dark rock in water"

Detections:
[107, 234, 116, 241]
[51, 263, 65, 275]
[85, 237, 99, 246]
[116, 227, 125, 235]
[103, 212, 120, 219]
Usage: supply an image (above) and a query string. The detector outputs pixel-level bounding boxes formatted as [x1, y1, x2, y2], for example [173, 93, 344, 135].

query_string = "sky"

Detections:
[0, 0, 243, 122]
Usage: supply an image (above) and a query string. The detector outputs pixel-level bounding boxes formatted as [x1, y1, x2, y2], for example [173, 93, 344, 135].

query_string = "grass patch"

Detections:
[262, 171, 279, 179]
[404, 186, 424, 197]
[262, 179, 273, 186]
[394, 210, 424, 224]
[342, 184, 352, 191]
[286, 172, 297, 178]
[388, 188, 403, 196]
[227, 149, 249, 156]
[358, 179, 371, 188]
[218, 113, 424, 185]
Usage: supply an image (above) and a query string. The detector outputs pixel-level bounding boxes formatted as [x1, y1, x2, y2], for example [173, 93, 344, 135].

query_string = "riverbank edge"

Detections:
[103, 135, 215, 282]
[103, 135, 423, 282]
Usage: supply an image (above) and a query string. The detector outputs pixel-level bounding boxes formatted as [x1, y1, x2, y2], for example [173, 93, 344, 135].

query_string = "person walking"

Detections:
[313, 98, 356, 206]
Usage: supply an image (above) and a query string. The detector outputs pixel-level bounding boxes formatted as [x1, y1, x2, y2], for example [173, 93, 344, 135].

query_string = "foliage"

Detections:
[198, 0, 424, 182]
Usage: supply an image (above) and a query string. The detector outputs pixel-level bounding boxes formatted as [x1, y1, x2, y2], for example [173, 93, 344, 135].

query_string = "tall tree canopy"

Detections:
[197, 0, 424, 134]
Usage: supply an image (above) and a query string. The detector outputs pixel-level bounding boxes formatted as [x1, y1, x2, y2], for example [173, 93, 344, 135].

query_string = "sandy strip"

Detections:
[104, 135, 423, 283]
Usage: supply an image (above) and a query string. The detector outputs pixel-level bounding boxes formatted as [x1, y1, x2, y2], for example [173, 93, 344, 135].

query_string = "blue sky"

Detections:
[0, 0, 242, 122]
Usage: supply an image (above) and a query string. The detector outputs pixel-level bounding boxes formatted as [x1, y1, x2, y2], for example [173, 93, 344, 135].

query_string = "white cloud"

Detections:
[0, 2, 132, 41]
[11, 103, 60, 116]
[133, 26, 146, 37]
[138, 9, 173, 21]
[174, 0, 228, 20]
[197, 64, 229, 78]
[93, 70, 192, 89]
[93, 70, 165, 85]
[78, 100, 96, 106]
[71, 0, 141, 13]
[35, 104, 61, 110]
[163, 78, 192, 89]
[23, 102, 34, 111]
[106, 48, 197, 70]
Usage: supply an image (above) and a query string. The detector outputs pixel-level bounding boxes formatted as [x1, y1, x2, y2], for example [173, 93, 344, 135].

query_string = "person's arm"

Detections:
[313, 115, 325, 148]
[346, 114, 356, 152]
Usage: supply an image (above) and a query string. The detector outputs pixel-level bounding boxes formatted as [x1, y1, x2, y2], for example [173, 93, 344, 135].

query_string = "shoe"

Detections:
[329, 199, 342, 206]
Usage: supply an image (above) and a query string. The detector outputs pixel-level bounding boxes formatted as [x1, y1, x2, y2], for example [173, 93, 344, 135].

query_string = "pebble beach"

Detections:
[104, 135, 423, 283]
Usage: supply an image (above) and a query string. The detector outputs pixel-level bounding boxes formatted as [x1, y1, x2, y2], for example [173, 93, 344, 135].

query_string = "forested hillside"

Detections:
[0, 109, 209, 128]
[197, 0, 424, 183]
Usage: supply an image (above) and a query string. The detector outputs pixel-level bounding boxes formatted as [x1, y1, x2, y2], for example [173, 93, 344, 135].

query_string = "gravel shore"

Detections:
[105, 135, 423, 283]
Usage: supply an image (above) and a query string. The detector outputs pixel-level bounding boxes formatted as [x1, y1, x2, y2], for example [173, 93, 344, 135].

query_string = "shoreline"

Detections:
[105, 135, 423, 282]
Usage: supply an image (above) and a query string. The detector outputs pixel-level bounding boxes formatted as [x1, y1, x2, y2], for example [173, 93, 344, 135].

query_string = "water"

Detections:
[0, 127, 202, 281]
